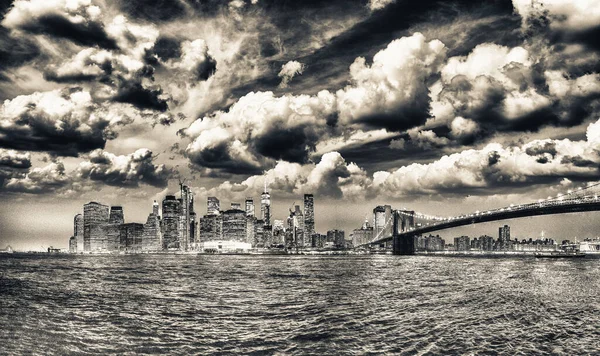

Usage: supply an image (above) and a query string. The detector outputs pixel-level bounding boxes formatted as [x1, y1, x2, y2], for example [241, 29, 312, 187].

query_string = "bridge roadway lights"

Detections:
[392, 233, 415, 255]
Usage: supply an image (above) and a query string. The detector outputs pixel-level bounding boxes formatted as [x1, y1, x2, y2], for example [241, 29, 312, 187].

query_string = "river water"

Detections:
[1, 254, 599, 355]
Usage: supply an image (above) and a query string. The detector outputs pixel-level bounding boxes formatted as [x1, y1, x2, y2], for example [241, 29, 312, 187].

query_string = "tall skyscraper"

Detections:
[207, 197, 220, 215]
[179, 184, 192, 251]
[74, 214, 83, 252]
[245, 198, 255, 217]
[83, 202, 109, 251]
[142, 211, 161, 251]
[373, 205, 393, 239]
[199, 214, 222, 242]
[499, 225, 510, 242]
[303, 194, 314, 247]
[222, 208, 246, 242]
[153, 200, 159, 216]
[261, 182, 271, 226]
[292, 205, 304, 247]
[162, 195, 181, 250]
[109, 206, 124, 224]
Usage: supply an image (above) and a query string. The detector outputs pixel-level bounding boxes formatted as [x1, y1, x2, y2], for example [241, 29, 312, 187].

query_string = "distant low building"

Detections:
[454, 236, 470, 251]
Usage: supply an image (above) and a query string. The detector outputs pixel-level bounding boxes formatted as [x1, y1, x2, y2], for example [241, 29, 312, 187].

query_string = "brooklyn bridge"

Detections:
[360, 183, 600, 255]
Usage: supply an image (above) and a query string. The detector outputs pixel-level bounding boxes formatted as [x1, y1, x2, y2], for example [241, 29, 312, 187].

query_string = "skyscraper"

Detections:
[245, 198, 255, 217]
[261, 183, 271, 226]
[142, 211, 162, 251]
[109, 206, 124, 224]
[74, 213, 84, 252]
[293, 205, 304, 247]
[179, 184, 192, 251]
[83, 202, 109, 251]
[499, 225, 510, 242]
[162, 195, 181, 250]
[303, 194, 314, 247]
[199, 214, 222, 242]
[207, 197, 220, 215]
[153, 200, 159, 216]
[222, 208, 246, 242]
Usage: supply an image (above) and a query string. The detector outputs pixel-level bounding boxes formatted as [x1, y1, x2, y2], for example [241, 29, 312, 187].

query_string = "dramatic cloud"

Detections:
[203, 151, 370, 201]
[512, 0, 600, 33]
[278, 60, 304, 88]
[372, 118, 600, 197]
[368, 0, 395, 11]
[0, 88, 134, 156]
[178, 39, 217, 81]
[3, 161, 70, 193]
[76, 148, 171, 188]
[336, 32, 446, 131]
[2, 0, 117, 49]
[0, 149, 31, 169]
[183, 90, 337, 174]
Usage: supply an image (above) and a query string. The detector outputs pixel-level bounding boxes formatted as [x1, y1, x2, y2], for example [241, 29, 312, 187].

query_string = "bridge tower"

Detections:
[392, 211, 415, 255]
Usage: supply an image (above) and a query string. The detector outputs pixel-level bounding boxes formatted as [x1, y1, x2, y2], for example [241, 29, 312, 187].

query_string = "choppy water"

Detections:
[1, 254, 600, 355]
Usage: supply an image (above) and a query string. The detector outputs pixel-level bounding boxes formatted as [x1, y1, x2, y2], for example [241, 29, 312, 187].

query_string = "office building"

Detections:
[162, 195, 181, 250]
[109, 206, 124, 224]
[261, 184, 271, 226]
[69, 236, 77, 253]
[303, 194, 314, 247]
[272, 220, 284, 246]
[207, 197, 220, 215]
[153, 200, 159, 216]
[142, 212, 162, 251]
[245, 198, 255, 217]
[351, 219, 374, 246]
[327, 229, 345, 248]
[83, 202, 109, 251]
[120, 223, 144, 251]
[373, 205, 392, 239]
[222, 209, 246, 242]
[480, 235, 494, 251]
[199, 214, 222, 242]
[74, 213, 84, 252]
[454, 236, 470, 251]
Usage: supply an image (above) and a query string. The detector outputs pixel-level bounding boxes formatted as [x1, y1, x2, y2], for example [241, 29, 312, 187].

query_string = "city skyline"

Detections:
[2, 0, 600, 250]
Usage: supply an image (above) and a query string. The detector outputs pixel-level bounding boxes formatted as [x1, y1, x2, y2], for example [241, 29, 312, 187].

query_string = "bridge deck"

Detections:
[366, 198, 600, 246]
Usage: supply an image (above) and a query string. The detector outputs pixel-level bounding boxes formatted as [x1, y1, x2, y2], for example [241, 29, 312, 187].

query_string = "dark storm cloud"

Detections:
[16, 14, 118, 49]
[0, 149, 31, 169]
[0, 27, 41, 71]
[77, 149, 172, 188]
[0, 88, 132, 156]
[186, 141, 264, 175]
[113, 82, 168, 112]
[152, 36, 182, 62]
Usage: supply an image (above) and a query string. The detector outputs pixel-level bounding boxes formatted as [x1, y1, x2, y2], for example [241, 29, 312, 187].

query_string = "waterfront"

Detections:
[1, 254, 600, 355]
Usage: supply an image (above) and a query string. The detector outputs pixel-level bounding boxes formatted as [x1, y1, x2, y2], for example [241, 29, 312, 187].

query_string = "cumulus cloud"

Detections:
[76, 148, 171, 187]
[512, 0, 600, 33]
[0, 149, 31, 169]
[0, 88, 134, 156]
[336, 32, 446, 131]
[178, 39, 217, 81]
[278, 60, 304, 88]
[2, 0, 116, 49]
[372, 117, 600, 197]
[183, 90, 337, 174]
[4, 161, 70, 194]
[201, 151, 370, 201]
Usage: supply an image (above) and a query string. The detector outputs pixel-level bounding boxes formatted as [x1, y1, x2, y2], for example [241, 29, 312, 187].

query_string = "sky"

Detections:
[1, 0, 600, 250]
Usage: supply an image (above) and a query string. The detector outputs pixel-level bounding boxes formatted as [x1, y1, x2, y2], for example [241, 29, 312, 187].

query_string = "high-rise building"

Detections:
[254, 219, 264, 247]
[207, 197, 220, 215]
[74, 214, 84, 252]
[480, 235, 494, 251]
[261, 183, 271, 226]
[142, 212, 161, 251]
[272, 220, 284, 246]
[246, 215, 256, 245]
[162, 195, 181, 250]
[222, 209, 246, 242]
[293, 205, 304, 247]
[245, 198, 255, 217]
[120, 223, 144, 251]
[199, 214, 222, 242]
[373, 205, 393, 239]
[499, 225, 510, 242]
[303, 194, 314, 247]
[83, 202, 109, 251]
[179, 184, 193, 251]
[454, 236, 470, 251]
[68, 236, 77, 253]
[327, 229, 345, 248]
[351, 219, 373, 247]
[103, 223, 121, 251]
[109, 206, 124, 224]
[153, 200, 159, 216]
